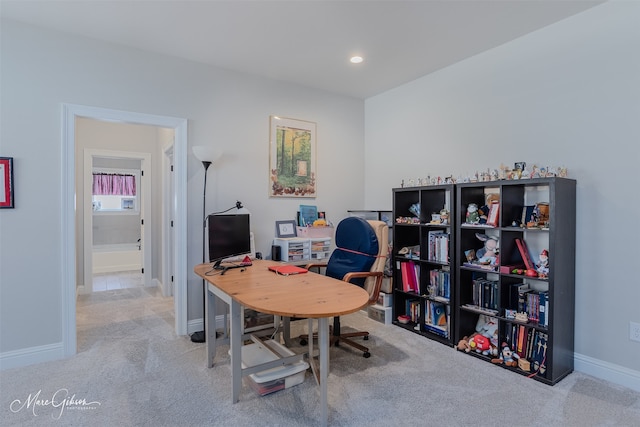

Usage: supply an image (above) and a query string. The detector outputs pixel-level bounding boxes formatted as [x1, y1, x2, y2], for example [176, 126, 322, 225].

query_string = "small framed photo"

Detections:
[121, 198, 135, 210]
[276, 220, 297, 238]
[487, 202, 500, 227]
[0, 157, 14, 209]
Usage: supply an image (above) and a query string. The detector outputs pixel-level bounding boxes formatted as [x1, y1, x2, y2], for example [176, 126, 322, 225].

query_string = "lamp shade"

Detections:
[192, 145, 222, 163]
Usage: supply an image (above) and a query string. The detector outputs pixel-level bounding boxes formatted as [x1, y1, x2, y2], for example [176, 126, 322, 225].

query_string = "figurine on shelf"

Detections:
[439, 209, 450, 225]
[475, 233, 499, 266]
[466, 203, 480, 224]
[536, 249, 549, 278]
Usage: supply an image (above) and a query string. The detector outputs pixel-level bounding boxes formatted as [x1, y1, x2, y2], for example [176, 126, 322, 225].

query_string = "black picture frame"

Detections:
[276, 220, 297, 238]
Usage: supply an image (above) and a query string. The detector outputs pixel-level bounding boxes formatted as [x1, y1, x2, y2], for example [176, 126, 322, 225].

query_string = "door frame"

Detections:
[82, 149, 152, 293]
[62, 104, 188, 356]
[162, 143, 175, 297]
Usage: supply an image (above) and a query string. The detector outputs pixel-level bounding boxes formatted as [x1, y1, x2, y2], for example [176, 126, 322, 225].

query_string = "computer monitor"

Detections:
[208, 213, 251, 269]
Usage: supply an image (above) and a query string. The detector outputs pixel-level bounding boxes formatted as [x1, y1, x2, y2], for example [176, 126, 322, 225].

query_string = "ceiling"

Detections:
[0, 0, 605, 99]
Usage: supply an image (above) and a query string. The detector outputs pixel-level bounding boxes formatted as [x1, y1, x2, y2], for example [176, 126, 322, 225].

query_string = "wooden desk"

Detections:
[194, 259, 369, 426]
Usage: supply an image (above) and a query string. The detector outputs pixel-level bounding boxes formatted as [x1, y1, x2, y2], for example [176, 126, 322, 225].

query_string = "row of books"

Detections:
[472, 278, 499, 310]
[423, 300, 449, 338]
[427, 268, 450, 300]
[427, 231, 450, 263]
[506, 324, 548, 376]
[406, 299, 420, 323]
[508, 283, 549, 326]
[399, 261, 420, 293]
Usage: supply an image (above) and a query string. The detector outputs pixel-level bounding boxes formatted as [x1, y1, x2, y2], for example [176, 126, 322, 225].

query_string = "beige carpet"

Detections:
[1, 286, 639, 426]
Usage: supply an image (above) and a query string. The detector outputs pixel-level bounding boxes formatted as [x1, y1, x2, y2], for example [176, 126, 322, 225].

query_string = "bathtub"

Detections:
[92, 243, 142, 274]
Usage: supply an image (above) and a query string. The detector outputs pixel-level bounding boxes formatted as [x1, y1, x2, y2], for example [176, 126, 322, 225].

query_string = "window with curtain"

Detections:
[92, 170, 140, 213]
[92, 173, 136, 196]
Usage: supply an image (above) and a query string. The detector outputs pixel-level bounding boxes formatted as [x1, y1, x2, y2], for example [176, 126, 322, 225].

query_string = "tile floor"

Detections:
[92, 270, 145, 292]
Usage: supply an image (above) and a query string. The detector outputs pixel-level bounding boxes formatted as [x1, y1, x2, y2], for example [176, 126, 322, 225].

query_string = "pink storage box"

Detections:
[296, 226, 334, 238]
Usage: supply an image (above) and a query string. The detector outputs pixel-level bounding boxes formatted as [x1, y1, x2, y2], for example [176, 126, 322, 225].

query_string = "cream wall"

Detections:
[0, 19, 364, 359]
[364, 1, 640, 390]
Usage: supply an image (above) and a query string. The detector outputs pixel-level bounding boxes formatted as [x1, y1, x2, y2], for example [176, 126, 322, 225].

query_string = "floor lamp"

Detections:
[191, 146, 222, 343]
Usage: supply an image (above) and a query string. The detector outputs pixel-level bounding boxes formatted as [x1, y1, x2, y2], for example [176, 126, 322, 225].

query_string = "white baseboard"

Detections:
[187, 315, 226, 336]
[574, 352, 640, 392]
[3, 338, 638, 394]
[151, 278, 162, 291]
[0, 342, 65, 371]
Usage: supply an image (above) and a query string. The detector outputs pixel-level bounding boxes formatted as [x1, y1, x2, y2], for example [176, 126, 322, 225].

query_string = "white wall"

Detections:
[365, 1, 640, 388]
[0, 19, 364, 359]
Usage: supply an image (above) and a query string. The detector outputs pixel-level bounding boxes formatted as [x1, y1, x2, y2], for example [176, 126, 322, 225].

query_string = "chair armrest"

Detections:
[343, 271, 384, 305]
[304, 262, 328, 273]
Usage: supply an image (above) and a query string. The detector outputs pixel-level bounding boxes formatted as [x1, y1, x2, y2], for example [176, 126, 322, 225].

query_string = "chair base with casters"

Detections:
[299, 310, 375, 358]
[298, 218, 388, 359]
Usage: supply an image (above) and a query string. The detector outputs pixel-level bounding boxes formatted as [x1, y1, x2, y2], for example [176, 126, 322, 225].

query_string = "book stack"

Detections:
[427, 268, 451, 301]
[507, 283, 549, 326]
[405, 299, 420, 323]
[423, 300, 449, 338]
[399, 261, 420, 293]
[505, 325, 548, 377]
[472, 278, 499, 310]
[427, 231, 449, 263]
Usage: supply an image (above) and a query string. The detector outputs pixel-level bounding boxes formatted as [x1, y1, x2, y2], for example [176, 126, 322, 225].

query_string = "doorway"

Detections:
[62, 104, 188, 357]
[82, 148, 152, 294]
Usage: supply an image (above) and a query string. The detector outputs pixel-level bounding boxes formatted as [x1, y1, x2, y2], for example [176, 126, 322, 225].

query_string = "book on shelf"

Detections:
[428, 268, 450, 300]
[422, 323, 448, 338]
[427, 230, 449, 263]
[430, 301, 447, 327]
[399, 261, 419, 293]
[516, 324, 526, 358]
[531, 332, 548, 375]
[406, 299, 420, 323]
[472, 278, 498, 310]
[514, 238, 535, 270]
[539, 291, 548, 327]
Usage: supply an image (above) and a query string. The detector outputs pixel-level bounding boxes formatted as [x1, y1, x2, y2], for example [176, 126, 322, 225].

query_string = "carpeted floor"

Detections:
[1, 285, 639, 426]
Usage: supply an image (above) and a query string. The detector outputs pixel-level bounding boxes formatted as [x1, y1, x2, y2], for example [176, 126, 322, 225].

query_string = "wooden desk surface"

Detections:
[194, 259, 369, 318]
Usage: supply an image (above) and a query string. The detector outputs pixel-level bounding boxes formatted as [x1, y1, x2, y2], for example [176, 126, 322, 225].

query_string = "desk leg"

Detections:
[282, 316, 291, 347]
[206, 287, 216, 368]
[318, 317, 329, 427]
[230, 299, 242, 403]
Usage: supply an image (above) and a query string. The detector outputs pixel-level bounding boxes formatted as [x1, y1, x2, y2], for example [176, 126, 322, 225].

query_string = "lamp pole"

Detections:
[190, 159, 211, 343]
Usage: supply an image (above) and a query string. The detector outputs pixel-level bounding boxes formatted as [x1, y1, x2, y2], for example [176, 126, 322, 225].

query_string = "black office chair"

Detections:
[301, 217, 388, 358]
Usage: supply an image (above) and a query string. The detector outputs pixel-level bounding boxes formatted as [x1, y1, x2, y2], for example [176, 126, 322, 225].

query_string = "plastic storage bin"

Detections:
[272, 238, 310, 262]
[310, 237, 332, 260]
[241, 340, 309, 396]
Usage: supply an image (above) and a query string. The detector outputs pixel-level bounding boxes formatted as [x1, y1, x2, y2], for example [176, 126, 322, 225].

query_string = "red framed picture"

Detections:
[0, 157, 14, 208]
[486, 202, 499, 227]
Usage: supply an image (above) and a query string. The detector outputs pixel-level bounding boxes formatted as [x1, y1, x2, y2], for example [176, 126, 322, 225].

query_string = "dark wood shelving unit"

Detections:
[454, 177, 576, 385]
[391, 184, 456, 346]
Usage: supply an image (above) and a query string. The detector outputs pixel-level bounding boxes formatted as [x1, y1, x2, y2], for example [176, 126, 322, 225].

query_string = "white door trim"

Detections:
[162, 143, 175, 297]
[62, 103, 188, 357]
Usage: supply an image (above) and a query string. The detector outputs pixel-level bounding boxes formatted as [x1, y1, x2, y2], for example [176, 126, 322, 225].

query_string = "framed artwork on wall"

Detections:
[0, 157, 14, 209]
[269, 116, 316, 198]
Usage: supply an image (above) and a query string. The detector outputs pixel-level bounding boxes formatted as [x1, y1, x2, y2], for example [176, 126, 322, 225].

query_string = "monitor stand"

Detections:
[213, 260, 245, 275]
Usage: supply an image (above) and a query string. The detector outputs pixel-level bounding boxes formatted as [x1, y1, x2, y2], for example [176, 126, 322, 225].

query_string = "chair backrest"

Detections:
[326, 217, 378, 286]
[363, 220, 389, 303]
[325, 217, 389, 305]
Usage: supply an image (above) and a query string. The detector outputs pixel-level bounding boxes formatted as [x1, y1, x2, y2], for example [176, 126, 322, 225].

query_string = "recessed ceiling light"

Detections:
[350, 56, 364, 64]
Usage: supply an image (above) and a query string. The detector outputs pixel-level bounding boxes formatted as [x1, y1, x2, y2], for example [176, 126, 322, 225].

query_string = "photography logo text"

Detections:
[10, 388, 101, 419]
